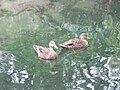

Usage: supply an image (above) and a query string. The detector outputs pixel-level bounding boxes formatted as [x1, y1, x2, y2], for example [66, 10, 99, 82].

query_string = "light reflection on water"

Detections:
[0, 51, 29, 84]
[62, 54, 120, 90]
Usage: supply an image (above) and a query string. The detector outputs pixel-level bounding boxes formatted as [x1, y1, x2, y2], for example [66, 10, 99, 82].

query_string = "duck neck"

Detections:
[82, 39, 88, 46]
[49, 47, 54, 50]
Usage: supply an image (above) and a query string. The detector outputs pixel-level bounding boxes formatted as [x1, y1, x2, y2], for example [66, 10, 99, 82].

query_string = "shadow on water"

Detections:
[0, 0, 120, 90]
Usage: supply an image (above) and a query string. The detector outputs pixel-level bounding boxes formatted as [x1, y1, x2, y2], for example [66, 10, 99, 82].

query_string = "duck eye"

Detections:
[84, 35, 87, 37]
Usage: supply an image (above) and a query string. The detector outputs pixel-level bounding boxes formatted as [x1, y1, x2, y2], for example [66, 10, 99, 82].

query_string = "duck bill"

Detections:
[86, 36, 91, 39]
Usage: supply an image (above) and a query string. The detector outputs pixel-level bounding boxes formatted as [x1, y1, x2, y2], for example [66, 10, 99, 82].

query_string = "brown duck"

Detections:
[33, 41, 58, 60]
[33, 41, 58, 75]
[59, 33, 90, 52]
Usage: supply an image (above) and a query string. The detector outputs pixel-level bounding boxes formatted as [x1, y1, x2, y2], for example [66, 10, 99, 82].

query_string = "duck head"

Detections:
[49, 41, 58, 49]
[79, 33, 90, 40]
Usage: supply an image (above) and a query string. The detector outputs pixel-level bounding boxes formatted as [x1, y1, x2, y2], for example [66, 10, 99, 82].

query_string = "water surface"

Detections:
[0, 0, 120, 90]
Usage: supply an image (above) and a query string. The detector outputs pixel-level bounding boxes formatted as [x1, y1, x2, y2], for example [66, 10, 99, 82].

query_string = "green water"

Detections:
[0, 0, 120, 90]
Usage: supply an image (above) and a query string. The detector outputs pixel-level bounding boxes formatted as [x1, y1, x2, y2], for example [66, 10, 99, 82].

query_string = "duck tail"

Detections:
[33, 45, 38, 51]
[33, 45, 44, 54]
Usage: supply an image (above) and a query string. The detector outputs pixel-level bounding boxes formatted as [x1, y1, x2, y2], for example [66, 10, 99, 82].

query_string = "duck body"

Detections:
[33, 41, 58, 61]
[59, 33, 90, 52]
[60, 38, 88, 49]
[33, 45, 57, 60]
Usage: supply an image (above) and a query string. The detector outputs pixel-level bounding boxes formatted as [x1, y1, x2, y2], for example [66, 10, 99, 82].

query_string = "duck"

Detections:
[33, 41, 58, 60]
[59, 33, 90, 52]
[33, 41, 58, 75]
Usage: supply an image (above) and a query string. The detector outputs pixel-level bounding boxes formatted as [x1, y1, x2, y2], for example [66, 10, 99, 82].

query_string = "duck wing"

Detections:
[60, 38, 80, 48]
[38, 46, 49, 54]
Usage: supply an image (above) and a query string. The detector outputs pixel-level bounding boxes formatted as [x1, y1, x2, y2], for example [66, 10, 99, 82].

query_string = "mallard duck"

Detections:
[33, 41, 58, 75]
[33, 41, 58, 60]
[59, 33, 90, 52]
